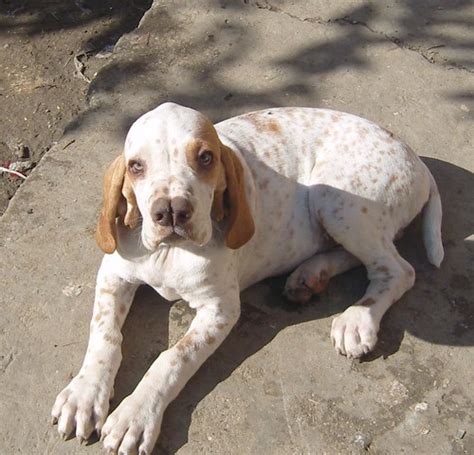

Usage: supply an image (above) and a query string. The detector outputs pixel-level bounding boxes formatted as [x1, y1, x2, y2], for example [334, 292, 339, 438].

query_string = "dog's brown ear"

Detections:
[96, 155, 140, 254]
[219, 144, 255, 249]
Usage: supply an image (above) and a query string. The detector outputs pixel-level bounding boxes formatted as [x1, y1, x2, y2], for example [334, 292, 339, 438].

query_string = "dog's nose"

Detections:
[152, 197, 193, 227]
[170, 197, 193, 226]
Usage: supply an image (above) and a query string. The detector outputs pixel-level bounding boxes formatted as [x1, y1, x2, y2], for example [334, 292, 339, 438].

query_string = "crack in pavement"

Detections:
[249, 1, 474, 74]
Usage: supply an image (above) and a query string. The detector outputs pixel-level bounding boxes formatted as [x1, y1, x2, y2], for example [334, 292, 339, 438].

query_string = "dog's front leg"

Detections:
[101, 285, 240, 455]
[52, 257, 139, 442]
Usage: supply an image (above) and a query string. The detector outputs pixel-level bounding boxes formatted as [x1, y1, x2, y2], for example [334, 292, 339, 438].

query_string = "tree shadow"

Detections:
[0, 0, 152, 52]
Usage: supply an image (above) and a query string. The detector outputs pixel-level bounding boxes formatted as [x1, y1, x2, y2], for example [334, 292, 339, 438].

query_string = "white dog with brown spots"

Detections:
[52, 102, 443, 454]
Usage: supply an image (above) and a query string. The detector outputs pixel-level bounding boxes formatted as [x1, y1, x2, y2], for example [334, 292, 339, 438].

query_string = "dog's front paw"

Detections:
[330, 306, 379, 358]
[101, 390, 163, 455]
[51, 374, 112, 442]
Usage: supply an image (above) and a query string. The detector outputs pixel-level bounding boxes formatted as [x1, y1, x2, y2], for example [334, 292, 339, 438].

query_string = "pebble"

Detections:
[414, 402, 429, 413]
[353, 433, 372, 450]
[456, 429, 466, 440]
[62, 284, 83, 297]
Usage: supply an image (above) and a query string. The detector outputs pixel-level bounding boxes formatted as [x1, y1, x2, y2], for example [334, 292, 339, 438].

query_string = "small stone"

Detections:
[353, 433, 372, 450]
[460, 104, 469, 112]
[62, 284, 83, 297]
[420, 427, 430, 435]
[456, 429, 466, 440]
[414, 402, 428, 412]
[27, 208, 33, 214]
[441, 378, 450, 389]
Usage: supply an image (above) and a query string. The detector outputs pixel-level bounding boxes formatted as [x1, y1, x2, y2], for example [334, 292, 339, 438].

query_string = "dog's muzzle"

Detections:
[151, 196, 194, 239]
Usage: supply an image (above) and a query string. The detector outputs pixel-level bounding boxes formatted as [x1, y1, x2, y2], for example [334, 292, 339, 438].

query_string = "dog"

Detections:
[52, 102, 443, 454]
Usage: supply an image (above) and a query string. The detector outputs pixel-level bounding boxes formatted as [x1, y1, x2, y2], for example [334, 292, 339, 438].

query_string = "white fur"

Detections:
[52, 103, 443, 454]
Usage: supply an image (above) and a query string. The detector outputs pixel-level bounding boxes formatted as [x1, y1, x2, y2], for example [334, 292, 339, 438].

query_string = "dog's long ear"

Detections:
[219, 144, 255, 249]
[96, 155, 140, 254]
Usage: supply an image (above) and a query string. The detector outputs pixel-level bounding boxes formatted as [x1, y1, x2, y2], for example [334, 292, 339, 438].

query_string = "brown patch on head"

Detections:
[185, 136, 221, 185]
[96, 154, 141, 254]
[119, 304, 127, 315]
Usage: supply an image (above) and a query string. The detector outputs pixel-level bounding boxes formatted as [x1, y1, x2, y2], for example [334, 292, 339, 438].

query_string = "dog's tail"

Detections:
[422, 172, 444, 267]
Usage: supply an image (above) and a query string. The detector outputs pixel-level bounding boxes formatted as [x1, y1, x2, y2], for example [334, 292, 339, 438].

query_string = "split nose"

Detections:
[152, 197, 193, 227]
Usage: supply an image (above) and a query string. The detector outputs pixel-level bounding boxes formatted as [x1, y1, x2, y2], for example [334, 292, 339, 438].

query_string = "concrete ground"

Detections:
[1, 1, 473, 454]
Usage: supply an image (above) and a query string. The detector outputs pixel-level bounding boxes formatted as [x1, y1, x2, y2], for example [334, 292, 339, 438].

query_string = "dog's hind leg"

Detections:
[312, 186, 416, 358]
[284, 247, 361, 303]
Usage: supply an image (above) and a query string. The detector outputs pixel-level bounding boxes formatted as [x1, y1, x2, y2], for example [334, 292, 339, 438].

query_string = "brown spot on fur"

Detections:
[205, 333, 216, 345]
[216, 323, 226, 330]
[94, 313, 102, 322]
[361, 207, 368, 213]
[104, 333, 121, 345]
[245, 114, 282, 135]
[359, 298, 375, 307]
[170, 359, 177, 366]
[100, 288, 115, 296]
[119, 304, 126, 315]
[177, 329, 198, 352]
[98, 359, 105, 365]
[377, 265, 389, 274]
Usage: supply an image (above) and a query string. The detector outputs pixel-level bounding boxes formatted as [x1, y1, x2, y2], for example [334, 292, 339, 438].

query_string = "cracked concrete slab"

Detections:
[1, 1, 473, 454]
[251, 0, 474, 72]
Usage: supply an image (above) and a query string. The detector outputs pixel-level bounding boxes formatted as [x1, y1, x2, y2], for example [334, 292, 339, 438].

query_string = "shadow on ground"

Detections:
[0, 0, 152, 51]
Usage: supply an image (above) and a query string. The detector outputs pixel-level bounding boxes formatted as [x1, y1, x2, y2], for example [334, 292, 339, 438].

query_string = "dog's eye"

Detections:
[198, 150, 213, 167]
[128, 160, 144, 175]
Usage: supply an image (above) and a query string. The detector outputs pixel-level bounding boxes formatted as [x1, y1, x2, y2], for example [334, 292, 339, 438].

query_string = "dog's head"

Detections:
[96, 103, 255, 254]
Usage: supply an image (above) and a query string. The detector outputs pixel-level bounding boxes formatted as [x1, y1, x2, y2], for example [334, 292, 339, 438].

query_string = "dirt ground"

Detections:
[0, 0, 151, 214]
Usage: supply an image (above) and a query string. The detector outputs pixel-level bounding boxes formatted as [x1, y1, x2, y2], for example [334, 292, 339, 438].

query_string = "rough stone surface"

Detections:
[0, 1, 473, 454]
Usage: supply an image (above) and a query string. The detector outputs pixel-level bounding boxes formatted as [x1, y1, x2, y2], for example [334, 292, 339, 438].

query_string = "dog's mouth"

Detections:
[162, 227, 190, 243]
[144, 224, 193, 250]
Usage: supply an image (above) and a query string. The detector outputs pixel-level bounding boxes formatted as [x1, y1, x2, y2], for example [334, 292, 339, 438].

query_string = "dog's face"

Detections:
[95, 103, 255, 254]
